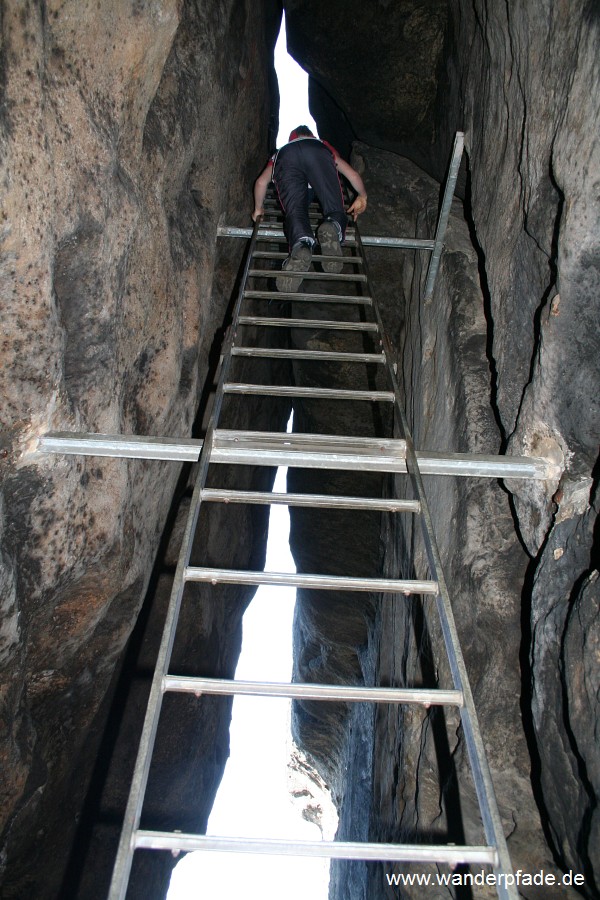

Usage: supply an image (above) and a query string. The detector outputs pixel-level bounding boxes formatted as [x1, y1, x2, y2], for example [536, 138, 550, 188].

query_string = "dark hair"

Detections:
[289, 125, 314, 141]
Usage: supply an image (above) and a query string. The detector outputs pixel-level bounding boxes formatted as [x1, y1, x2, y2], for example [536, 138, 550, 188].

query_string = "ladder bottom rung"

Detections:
[183, 567, 438, 594]
[134, 832, 495, 865]
[162, 676, 461, 706]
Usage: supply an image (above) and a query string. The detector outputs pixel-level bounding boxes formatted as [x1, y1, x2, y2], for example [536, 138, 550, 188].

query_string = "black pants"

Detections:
[273, 139, 347, 249]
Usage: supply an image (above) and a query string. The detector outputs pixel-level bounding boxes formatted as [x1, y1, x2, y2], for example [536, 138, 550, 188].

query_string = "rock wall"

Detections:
[285, 0, 448, 173]
[346, 146, 571, 899]
[438, 1, 600, 890]
[0, 2, 281, 896]
[285, 0, 599, 895]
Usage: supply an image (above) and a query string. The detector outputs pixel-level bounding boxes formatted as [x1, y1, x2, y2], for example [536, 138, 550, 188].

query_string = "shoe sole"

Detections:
[318, 222, 343, 274]
[276, 248, 312, 292]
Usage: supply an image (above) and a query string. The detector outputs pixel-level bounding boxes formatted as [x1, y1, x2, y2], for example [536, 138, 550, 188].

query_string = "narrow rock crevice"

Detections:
[463, 157, 506, 446]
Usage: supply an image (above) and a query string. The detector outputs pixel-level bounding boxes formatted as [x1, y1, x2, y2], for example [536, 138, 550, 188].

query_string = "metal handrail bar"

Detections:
[423, 132, 465, 300]
[218, 224, 435, 250]
[37, 431, 552, 478]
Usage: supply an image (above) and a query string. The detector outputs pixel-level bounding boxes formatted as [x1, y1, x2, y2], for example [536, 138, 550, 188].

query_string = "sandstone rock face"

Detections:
[283, 0, 599, 895]
[285, 0, 448, 172]
[0, 2, 280, 896]
[439, 2, 600, 890]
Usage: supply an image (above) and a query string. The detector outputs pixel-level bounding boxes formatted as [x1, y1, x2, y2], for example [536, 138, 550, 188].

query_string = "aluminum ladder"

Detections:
[107, 148, 518, 900]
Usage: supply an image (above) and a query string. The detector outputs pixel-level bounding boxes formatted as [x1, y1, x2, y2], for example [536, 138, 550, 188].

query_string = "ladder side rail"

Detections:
[108, 219, 263, 900]
[401, 427, 517, 900]
[355, 224, 518, 899]
[423, 132, 465, 301]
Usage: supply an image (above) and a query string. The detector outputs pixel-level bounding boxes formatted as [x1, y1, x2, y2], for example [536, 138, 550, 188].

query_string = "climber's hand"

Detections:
[346, 194, 367, 221]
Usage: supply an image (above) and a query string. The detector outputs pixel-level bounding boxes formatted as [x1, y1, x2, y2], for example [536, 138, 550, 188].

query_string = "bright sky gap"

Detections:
[274, 13, 317, 147]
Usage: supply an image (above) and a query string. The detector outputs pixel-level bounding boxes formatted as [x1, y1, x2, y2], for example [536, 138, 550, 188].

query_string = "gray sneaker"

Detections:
[276, 241, 312, 292]
[317, 221, 343, 274]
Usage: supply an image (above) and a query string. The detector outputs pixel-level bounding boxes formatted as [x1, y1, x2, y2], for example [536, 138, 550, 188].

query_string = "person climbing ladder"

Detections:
[252, 126, 368, 292]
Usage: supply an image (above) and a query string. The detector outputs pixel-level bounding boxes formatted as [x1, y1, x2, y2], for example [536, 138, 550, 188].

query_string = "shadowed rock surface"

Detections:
[1, 1, 598, 898]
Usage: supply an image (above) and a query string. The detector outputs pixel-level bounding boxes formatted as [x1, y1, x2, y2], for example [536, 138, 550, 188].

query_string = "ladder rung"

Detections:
[210, 429, 408, 472]
[261, 218, 355, 230]
[223, 383, 395, 402]
[134, 832, 494, 865]
[214, 430, 405, 455]
[244, 290, 372, 305]
[260, 209, 323, 217]
[255, 232, 361, 246]
[249, 269, 367, 283]
[163, 676, 457, 705]
[231, 347, 385, 364]
[237, 316, 378, 332]
[183, 566, 438, 595]
[261, 212, 330, 222]
[261, 220, 329, 230]
[263, 199, 318, 207]
[252, 251, 364, 266]
[201, 488, 420, 512]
